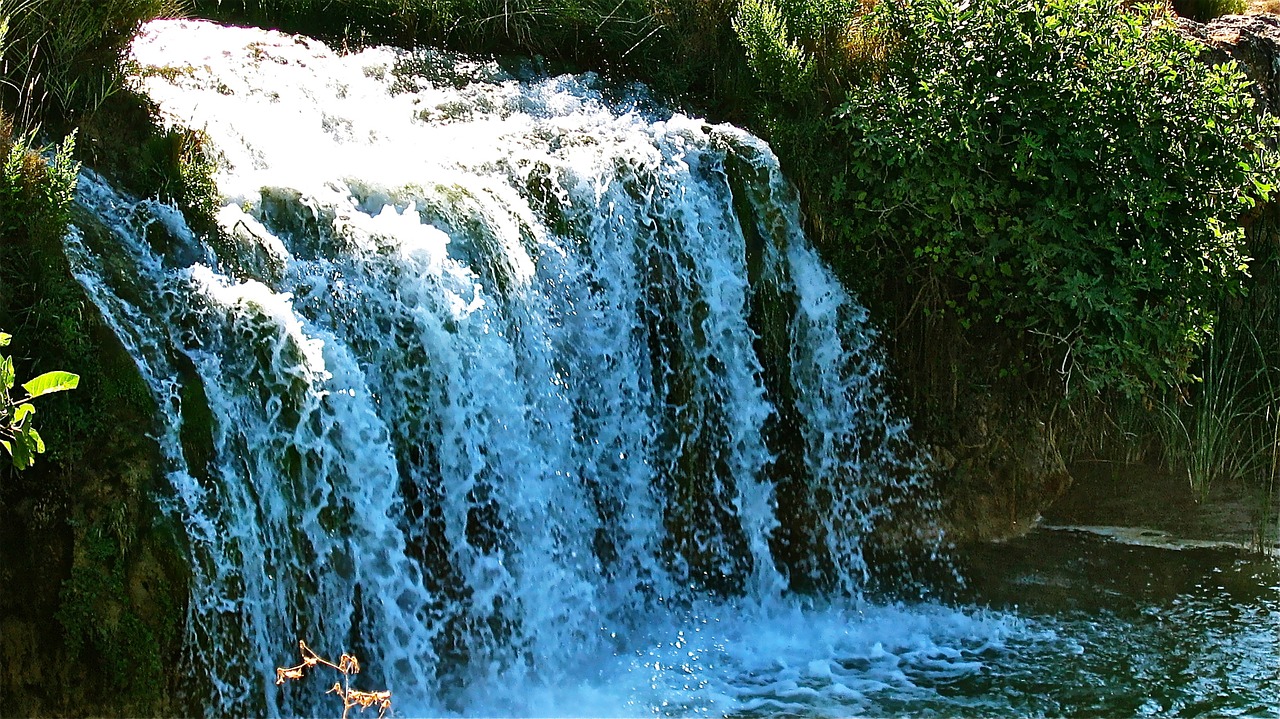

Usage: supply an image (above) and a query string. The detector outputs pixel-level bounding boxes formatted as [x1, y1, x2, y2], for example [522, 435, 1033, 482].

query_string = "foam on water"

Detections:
[59, 18, 1003, 716]
[446, 599, 1026, 718]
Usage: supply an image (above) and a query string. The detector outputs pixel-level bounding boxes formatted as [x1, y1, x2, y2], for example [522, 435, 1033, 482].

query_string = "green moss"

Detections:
[77, 90, 223, 239]
[56, 509, 185, 706]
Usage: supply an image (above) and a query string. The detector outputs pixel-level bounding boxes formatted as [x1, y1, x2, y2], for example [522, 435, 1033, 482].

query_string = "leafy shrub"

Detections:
[0, 111, 77, 245]
[825, 0, 1277, 395]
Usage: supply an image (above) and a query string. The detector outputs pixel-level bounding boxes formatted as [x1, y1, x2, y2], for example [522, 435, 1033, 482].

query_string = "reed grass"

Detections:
[188, 0, 750, 109]
[1257, 404, 1279, 552]
[0, 0, 174, 128]
[1156, 325, 1268, 501]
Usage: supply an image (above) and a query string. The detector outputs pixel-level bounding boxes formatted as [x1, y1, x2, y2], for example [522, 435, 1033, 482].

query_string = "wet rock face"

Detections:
[1180, 14, 1280, 115]
[0, 221, 188, 715]
[929, 404, 1073, 544]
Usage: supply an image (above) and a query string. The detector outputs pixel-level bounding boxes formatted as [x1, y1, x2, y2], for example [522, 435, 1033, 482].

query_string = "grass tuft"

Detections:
[0, 0, 177, 128]
[1173, 0, 1247, 20]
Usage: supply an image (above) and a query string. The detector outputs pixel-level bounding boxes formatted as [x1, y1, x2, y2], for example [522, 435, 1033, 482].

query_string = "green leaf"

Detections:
[12, 431, 31, 469]
[13, 403, 34, 424]
[21, 371, 80, 398]
[0, 332, 9, 347]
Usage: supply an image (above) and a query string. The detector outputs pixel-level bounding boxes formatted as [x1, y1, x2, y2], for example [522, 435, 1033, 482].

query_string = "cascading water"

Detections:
[64, 18, 985, 717]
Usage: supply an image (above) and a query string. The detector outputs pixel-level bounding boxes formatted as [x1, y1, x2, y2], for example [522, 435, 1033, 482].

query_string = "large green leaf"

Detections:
[21, 371, 80, 398]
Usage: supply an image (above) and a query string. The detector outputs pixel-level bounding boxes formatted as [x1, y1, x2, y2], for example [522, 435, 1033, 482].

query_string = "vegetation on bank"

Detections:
[0, 4, 189, 714]
[186, 0, 753, 114]
[0, 104, 82, 470]
[814, 0, 1272, 395]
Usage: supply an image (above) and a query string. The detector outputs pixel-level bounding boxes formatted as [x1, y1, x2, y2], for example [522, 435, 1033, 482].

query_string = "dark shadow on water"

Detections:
[936, 529, 1280, 718]
[956, 528, 1279, 613]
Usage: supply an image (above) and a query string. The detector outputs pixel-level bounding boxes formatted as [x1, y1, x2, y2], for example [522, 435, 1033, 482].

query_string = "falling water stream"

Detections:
[63, 19, 1277, 717]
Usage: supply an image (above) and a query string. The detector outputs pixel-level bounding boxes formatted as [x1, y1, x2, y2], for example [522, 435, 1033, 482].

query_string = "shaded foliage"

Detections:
[771, 0, 1276, 396]
[1173, 0, 1247, 21]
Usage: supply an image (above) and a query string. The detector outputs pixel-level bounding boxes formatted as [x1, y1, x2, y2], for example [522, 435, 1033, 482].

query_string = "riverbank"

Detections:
[1042, 460, 1278, 554]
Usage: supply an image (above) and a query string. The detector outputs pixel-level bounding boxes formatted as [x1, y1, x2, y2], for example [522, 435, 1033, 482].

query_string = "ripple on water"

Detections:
[446, 532, 1278, 718]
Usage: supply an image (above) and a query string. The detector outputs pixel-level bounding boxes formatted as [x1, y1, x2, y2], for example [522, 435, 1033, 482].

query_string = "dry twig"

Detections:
[276, 640, 392, 719]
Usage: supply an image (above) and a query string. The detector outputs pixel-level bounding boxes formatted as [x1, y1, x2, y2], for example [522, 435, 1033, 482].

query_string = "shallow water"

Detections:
[383, 530, 1279, 717]
[941, 530, 1279, 717]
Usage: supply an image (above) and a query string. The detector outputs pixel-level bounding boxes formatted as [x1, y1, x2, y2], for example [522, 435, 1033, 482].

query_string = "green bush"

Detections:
[0, 112, 77, 240]
[823, 0, 1277, 395]
[736, 0, 818, 102]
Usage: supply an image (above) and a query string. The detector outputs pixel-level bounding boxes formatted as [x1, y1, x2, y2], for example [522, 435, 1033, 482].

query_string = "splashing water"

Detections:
[64, 18, 1029, 717]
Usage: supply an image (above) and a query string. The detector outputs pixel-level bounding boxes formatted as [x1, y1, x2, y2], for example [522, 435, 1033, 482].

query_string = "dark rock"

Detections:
[931, 405, 1073, 543]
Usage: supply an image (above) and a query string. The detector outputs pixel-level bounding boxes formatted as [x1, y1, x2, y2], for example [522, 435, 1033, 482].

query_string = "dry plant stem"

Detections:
[276, 640, 392, 719]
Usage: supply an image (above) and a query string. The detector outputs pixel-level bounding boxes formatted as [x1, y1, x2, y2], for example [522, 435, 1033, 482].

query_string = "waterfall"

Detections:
[65, 19, 952, 716]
